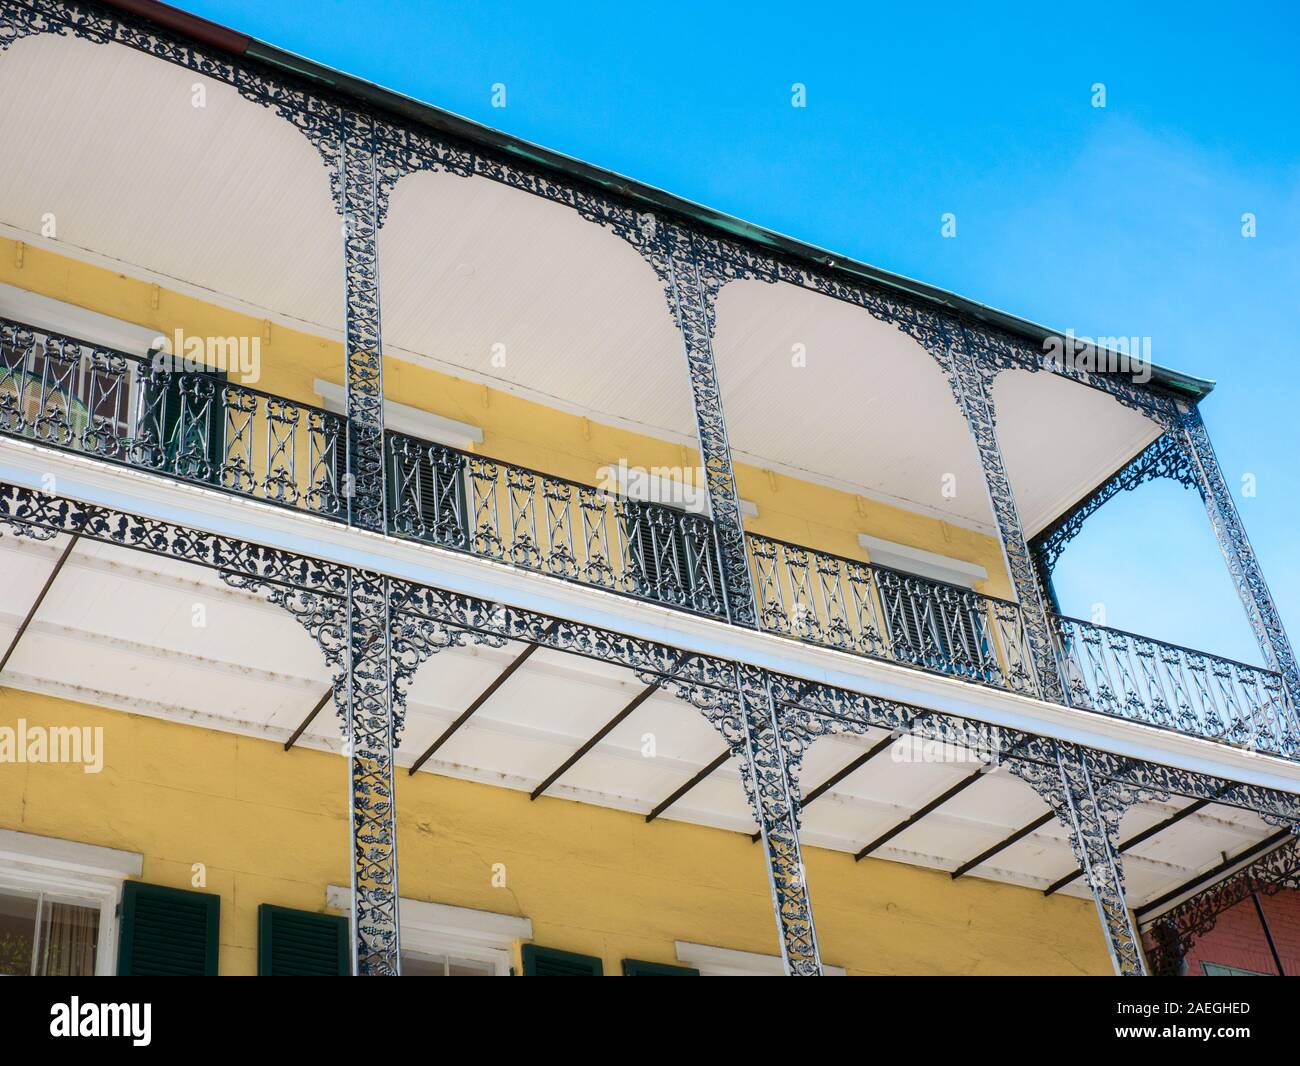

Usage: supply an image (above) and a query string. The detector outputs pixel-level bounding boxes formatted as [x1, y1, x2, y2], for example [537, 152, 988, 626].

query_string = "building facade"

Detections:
[0, 0, 1297, 976]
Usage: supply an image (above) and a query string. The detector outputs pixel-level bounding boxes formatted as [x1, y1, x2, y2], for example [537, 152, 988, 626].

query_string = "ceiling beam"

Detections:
[750, 730, 899, 843]
[408, 639, 544, 775]
[645, 749, 731, 823]
[530, 682, 660, 801]
[854, 761, 997, 862]
[284, 688, 333, 751]
[1043, 798, 1212, 897]
[0, 532, 81, 675]
[950, 811, 1056, 880]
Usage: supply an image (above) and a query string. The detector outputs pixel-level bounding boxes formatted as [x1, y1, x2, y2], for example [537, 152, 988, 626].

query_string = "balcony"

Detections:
[2, 313, 1293, 760]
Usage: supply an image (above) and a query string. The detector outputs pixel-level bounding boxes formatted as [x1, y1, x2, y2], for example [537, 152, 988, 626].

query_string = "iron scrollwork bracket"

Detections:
[1008, 741, 1164, 976]
[220, 569, 488, 976]
[1030, 433, 1200, 580]
[1174, 403, 1300, 708]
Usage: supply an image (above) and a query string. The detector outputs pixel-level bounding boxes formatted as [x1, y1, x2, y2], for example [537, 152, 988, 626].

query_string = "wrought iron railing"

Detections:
[1052, 616, 1298, 758]
[746, 533, 1040, 695]
[387, 431, 728, 618]
[4, 317, 1297, 757]
[0, 317, 346, 519]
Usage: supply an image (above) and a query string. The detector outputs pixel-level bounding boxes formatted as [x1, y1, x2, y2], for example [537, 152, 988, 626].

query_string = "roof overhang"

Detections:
[101, 0, 1213, 404]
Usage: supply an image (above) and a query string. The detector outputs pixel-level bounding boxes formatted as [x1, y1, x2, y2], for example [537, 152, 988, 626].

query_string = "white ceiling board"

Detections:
[714, 280, 993, 529]
[993, 368, 1163, 536]
[0, 36, 342, 333]
[379, 169, 697, 439]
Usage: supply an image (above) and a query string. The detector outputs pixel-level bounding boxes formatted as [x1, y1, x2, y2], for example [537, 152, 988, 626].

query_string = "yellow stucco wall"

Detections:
[0, 238, 1012, 598]
[0, 688, 1112, 975]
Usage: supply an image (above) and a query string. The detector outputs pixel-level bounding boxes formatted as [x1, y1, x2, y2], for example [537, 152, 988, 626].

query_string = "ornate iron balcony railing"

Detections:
[4, 316, 1297, 758]
[0, 317, 346, 519]
[746, 532, 1040, 696]
[386, 431, 728, 617]
[1052, 615, 1298, 759]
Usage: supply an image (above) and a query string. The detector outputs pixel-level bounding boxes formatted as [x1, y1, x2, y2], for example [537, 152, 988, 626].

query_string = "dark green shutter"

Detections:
[521, 944, 603, 976]
[139, 365, 226, 483]
[386, 437, 468, 545]
[258, 905, 348, 976]
[621, 958, 699, 976]
[116, 882, 220, 976]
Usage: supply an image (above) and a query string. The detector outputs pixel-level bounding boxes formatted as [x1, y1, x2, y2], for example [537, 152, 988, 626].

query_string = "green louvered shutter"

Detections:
[258, 905, 348, 976]
[521, 944, 603, 976]
[621, 958, 700, 976]
[138, 366, 226, 484]
[116, 882, 220, 976]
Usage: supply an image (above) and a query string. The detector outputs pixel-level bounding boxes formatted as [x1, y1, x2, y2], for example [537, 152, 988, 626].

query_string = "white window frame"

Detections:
[0, 829, 143, 976]
[326, 886, 529, 976]
[313, 379, 483, 450]
[596, 462, 758, 518]
[857, 533, 988, 589]
[674, 940, 846, 976]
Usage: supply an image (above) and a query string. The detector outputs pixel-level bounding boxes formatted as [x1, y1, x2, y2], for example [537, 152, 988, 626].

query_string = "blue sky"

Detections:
[184, 0, 1299, 665]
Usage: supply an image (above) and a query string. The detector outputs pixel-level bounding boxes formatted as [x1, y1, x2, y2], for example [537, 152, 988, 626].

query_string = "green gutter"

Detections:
[110, 1, 1215, 402]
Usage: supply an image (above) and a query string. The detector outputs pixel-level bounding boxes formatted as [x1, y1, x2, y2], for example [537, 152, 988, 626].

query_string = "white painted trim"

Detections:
[674, 940, 845, 976]
[326, 886, 528, 975]
[312, 379, 483, 449]
[0, 829, 142, 976]
[857, 534, 988, 589]
[595, 460, 758, 518]
[3, 442, 1299, 796]
[0, 281, 161, 356]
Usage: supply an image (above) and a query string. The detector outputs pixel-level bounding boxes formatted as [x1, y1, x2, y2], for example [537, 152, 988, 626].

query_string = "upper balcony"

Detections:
[0, 16, 1293, 767]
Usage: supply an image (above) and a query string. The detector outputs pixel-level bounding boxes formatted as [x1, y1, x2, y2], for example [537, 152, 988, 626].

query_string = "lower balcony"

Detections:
[0, 314, 1294, 759]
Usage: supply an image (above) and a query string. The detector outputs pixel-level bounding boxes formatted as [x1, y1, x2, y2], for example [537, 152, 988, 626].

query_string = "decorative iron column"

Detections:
[642, 217, 758, 627]
[947, 326, 1065, 701]
[1010, 742, 1152, 975]
[339, 569, 402, 974]
[340, 110, 388, 533]
[736, 667, 822, 974]
[1174, 403, 1300, 705]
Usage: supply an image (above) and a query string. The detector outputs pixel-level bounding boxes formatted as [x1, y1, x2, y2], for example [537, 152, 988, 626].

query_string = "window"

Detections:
[858, 534, 996, 679]
[0, 283, 159, 459]
[0, 890, 100, 976]
[402, 952, 494, 976]
[326, 886, 528, 976]
[673, 941, 846, 976]
[0, 828, 142, 976]
[1202, 962, 1269, 976]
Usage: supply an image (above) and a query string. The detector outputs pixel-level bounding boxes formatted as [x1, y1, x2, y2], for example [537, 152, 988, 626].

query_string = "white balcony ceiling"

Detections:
[0, 528, 1275, 920]
[0, 33, 1163, 538]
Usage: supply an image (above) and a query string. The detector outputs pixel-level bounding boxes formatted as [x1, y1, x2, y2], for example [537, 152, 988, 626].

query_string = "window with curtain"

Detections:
[0, 890, 99, 976]
[401, 951, 494, 976]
